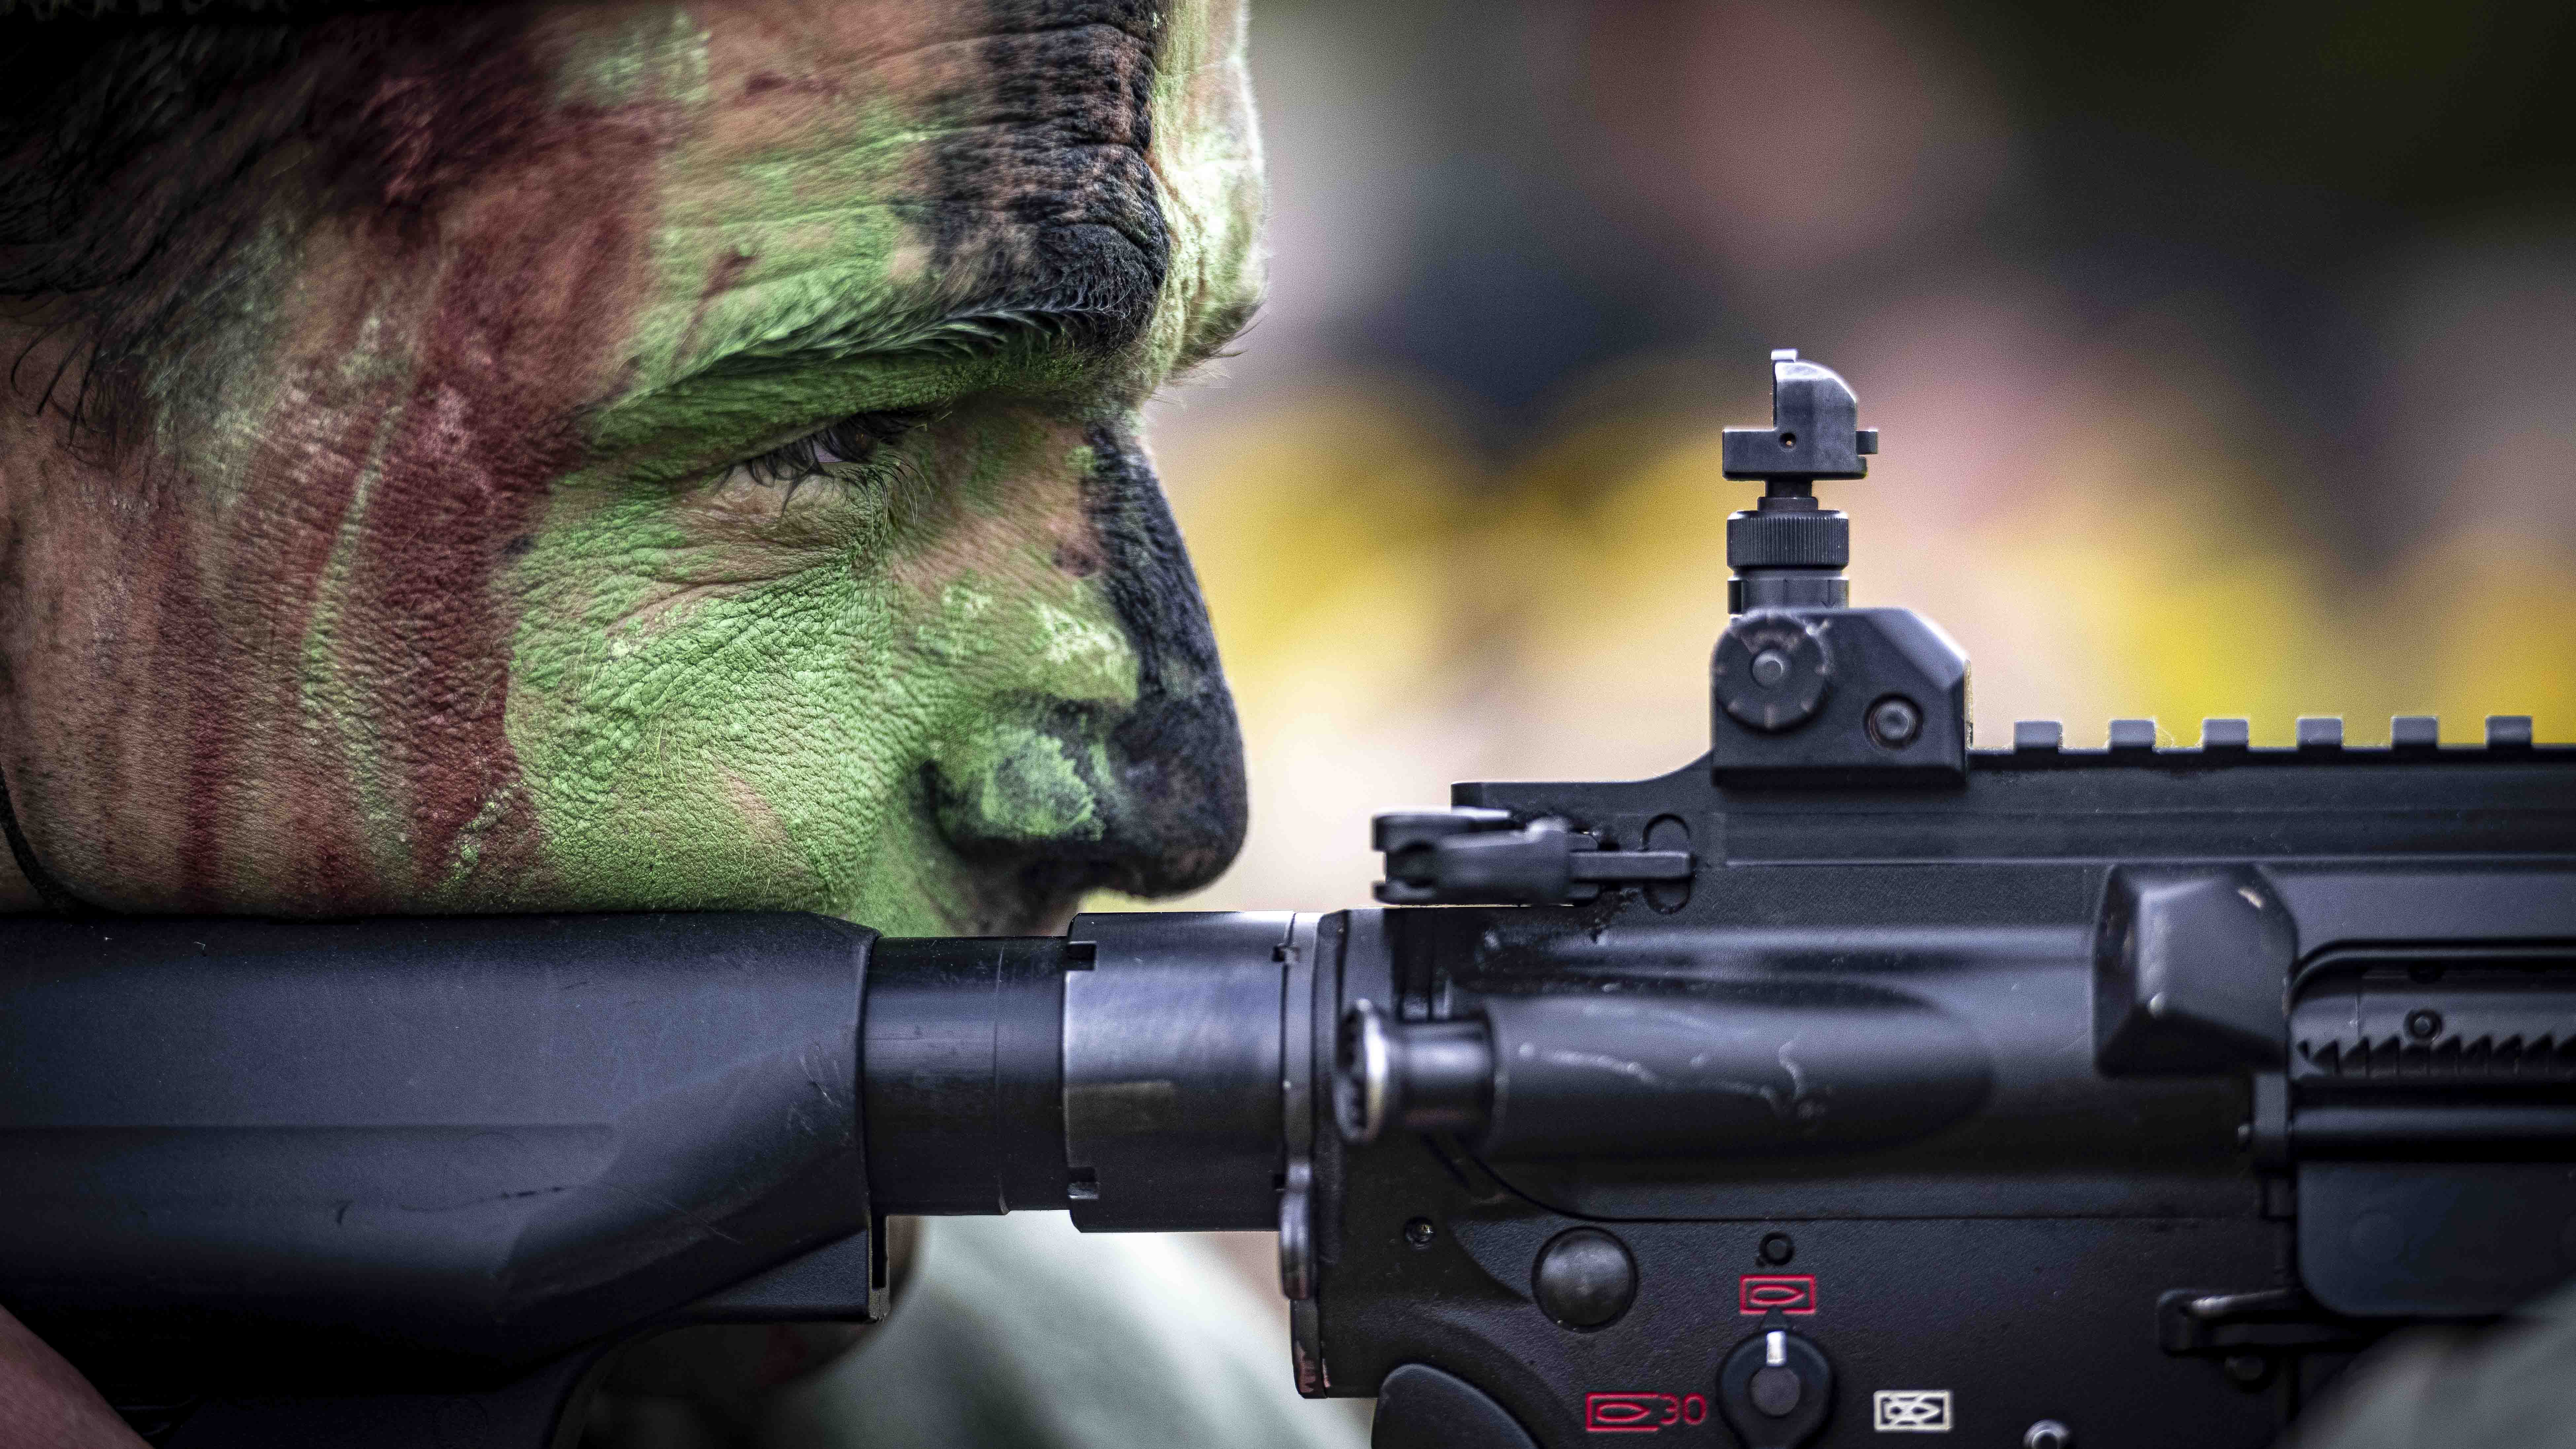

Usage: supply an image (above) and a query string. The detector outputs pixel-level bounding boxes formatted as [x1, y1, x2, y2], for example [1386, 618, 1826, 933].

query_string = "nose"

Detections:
[926, 423, 1247, 903]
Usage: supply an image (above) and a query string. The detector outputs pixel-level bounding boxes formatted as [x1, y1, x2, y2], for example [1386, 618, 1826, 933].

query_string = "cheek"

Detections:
[164, 167, 661, 908]
[0, 442, 245, 899]
[496, 482, 901, 904]
[492, 420, 1137, 910]
[881, 428, 1140, 704]
[289, 244, 647, 902]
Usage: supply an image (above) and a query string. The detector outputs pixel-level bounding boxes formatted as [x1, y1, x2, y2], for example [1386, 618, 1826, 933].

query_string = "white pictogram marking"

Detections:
[1873, 1390, 1952, 1432]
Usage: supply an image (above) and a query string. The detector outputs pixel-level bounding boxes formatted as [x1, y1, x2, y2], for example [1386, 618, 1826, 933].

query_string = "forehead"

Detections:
[538, 0, 1263, 406]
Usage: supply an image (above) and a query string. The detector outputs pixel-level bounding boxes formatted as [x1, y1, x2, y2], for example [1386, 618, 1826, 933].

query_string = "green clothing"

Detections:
[2284, 1278, 2576, 1449]
[772, 1218, 1368, 1449]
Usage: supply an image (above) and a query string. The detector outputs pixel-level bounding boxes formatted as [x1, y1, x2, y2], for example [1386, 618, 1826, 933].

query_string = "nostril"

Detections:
[926, 686, 1247, 905]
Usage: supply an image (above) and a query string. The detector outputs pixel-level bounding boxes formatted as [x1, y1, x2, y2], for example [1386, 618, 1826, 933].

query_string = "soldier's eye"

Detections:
[735, 409, 933, 488]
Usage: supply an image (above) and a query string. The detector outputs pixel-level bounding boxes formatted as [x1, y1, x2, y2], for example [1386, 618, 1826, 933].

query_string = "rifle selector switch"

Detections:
[1717, 1328, 1834, 1449]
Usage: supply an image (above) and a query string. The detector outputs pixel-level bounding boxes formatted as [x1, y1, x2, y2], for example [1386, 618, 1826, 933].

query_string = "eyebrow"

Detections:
[678, 259, 1263, 410]
[690, 218, 1168, 373]
[692, 287, 1108, 379]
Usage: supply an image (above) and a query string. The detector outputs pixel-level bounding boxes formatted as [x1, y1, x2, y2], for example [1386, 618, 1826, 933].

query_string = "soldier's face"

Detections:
[0, 0, 1262, 930]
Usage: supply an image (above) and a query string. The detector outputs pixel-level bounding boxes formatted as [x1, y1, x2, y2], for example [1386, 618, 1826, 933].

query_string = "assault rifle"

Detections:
[6, 352, 2572, 1449]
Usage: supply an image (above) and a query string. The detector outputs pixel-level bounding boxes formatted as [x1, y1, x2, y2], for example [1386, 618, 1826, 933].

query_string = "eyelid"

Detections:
[736, 408, 934, 485]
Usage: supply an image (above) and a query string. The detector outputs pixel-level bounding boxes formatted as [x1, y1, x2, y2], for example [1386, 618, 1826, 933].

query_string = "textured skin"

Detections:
[0, 1306, 141, 1449]
[0, 0, 1263, 933]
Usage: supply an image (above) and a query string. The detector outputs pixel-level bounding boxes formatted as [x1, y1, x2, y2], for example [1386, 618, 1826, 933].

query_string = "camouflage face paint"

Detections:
[0, 0, 1262, 933]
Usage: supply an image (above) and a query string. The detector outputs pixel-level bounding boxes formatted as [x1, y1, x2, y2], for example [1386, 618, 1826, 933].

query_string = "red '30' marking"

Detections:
[1584, 1393, 1708, 1433]
[1739, 1274, 1816, 1314]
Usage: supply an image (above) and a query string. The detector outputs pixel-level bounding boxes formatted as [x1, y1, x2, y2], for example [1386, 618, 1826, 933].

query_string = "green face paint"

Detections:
[505, 400, 1151, 930]
[0, 0, 1264, 932]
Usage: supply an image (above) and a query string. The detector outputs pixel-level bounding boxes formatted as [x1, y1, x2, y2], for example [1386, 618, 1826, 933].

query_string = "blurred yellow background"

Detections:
[1136, 0, 2576, 915]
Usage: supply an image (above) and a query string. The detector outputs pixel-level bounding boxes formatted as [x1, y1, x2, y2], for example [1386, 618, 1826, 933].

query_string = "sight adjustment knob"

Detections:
[1713, 615, 1833, 732]
[1728, 508, 1850, 572]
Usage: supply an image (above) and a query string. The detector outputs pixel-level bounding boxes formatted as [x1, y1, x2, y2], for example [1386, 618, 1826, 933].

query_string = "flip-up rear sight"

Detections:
[1720, 348, 1877, 613]
[1709, 349, 1967, 781]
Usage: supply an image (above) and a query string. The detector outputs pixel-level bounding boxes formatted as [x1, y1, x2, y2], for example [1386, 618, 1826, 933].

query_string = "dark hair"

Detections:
[0, 8, 535, 441]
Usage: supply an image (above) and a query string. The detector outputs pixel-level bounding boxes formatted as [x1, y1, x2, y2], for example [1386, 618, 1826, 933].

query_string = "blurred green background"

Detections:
[1141, 0, 2576, 916]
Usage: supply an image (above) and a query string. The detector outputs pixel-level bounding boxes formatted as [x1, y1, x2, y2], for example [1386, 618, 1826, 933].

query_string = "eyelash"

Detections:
[735, 409, 932, 488]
